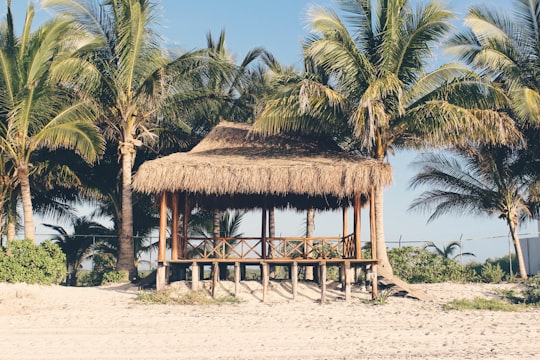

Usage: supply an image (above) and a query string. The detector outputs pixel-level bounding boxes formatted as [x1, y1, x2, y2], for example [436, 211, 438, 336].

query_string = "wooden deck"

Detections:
[156, 233, 380, 302]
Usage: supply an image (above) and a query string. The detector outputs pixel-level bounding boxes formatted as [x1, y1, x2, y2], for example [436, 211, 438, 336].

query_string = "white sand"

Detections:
[1, 280, 539, 359]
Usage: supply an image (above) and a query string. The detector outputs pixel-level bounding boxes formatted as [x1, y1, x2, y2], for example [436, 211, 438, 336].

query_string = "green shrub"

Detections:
[0, 239, 66, 285]
[469, 254, 518, 281]
[388, 246, 477, 283]
[78, 253, 125, 286]
[480, 263, 505, 283]
[523, 274, 540, 305]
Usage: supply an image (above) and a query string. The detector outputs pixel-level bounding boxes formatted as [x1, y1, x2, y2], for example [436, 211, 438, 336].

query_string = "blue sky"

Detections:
[6, 0, 538, 262]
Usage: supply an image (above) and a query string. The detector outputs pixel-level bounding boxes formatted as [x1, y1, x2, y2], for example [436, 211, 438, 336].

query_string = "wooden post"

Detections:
[320, 262, 327, 304]
[158, 192, 168, 262]
[261, 205, 267, 259]
[191, 262, 199, 291]
[171, 192, 179, 260]
[212, 262, 219, 298]
[342, 206, 348, 237]
[370, 187, 377, 259]
[291, 262, 298, 300]
[353, 193, 362, 259]
[182, 193, 190, 258]
[371, 265, 378, 299]
[344, 261, 352, 302]
[156, 264, 167, 291]
[234, 262, 240, 296]
[262, 262, 269, 303]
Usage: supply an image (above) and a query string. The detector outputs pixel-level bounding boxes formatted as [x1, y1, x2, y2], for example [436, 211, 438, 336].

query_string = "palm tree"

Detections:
[255, 0, 518, 275]
[409, 148, 535, 279]
[43, 216, 115, 285]
[0, 2, 104, 242]
[42, 0, 225, 279]
[423, 241, 475, 260]
[447, 0, 540, 230]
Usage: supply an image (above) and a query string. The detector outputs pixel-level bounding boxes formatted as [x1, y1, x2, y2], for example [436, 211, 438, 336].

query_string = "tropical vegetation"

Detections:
[0, 0, 537, 286]
[253, 0, 519, 275]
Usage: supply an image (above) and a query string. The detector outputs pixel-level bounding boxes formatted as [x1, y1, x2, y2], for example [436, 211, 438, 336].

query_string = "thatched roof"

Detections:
[132, 122, 392, 210]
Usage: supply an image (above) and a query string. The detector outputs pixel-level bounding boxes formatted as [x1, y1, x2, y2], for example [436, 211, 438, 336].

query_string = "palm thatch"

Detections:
[132, 122, 392, 210]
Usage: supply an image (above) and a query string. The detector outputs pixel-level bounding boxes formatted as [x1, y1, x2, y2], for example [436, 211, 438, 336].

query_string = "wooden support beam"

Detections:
[234, 262, 240, 296]
[344, 261, 352, 302]
[211, 262, 219, 298]
[171, 192, 179, 260]
[320, 262, 327, 304]
[191, 262, 199, 291]
[342, 206, 348, 238]
[370, 187, 377, 259]
[353, 193, 362, 259]
[371, 265, 378, 300]
[182, 193, 190, 258]
[291, 262, 298, 300]
[158, 192, 168, 262]
[262, 262, 269, 303]
[261, 205, 267, 259]
[156, 264, 167, 290]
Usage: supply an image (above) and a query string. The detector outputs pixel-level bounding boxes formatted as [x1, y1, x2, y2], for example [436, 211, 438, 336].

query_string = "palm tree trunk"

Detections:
[117, 145, 136, 280]
[374, 185, 392, 275]
[305, 208, 315, 281]
[18, 165, 36, 242]
[7, 222, 15, 241]
[507, 218, 528, 279]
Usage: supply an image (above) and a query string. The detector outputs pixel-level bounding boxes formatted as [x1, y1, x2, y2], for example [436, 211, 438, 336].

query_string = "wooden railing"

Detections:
[179, 234, 358, 260]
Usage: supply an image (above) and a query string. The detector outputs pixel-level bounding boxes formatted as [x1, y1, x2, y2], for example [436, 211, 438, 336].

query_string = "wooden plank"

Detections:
[320, 262, 327, 304]
[234, 262, 240, 296]
[291, 262, 298, 300]
[377, 265, 430, 301]
[191, 262, 199, 291]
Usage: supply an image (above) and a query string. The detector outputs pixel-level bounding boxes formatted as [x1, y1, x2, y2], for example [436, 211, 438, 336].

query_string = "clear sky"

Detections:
[7, 0, 539, 262]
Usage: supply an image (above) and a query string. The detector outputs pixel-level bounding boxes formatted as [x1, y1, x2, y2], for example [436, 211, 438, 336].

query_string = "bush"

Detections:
[78, 253, 125, 286]
[469, 254, 519, 281]
[480, 263, 505, 283]
[388, 246, 477, 283]
[523, 274, 540, 305]
[0, 239, 66, 285]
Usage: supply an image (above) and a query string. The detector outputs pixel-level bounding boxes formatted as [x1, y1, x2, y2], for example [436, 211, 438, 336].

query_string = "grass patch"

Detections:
[444, 297, 524, 312]
[137, 289, 242, 305]
[362, 287, 396, 306]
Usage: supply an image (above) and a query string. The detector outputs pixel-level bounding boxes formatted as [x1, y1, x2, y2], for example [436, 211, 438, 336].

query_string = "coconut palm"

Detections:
[447, 0, 540, 224]
[42, 0, 231, 279]
[409, 148, 535, 279]
[254, 0, 519, 275]
[43, 216, 115, 285]
[0, 2, 104, 242]
[423, 241, 475, 260]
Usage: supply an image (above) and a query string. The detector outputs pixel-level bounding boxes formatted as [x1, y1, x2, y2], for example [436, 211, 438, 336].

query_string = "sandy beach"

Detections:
[1, 280, 539, 360]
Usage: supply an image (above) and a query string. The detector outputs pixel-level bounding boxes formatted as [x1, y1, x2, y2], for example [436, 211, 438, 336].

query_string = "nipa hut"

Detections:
[132, 121, 392, 301]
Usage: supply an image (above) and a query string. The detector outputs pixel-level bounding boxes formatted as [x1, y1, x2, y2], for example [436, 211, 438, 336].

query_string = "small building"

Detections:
[132, 122, 392, 301]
